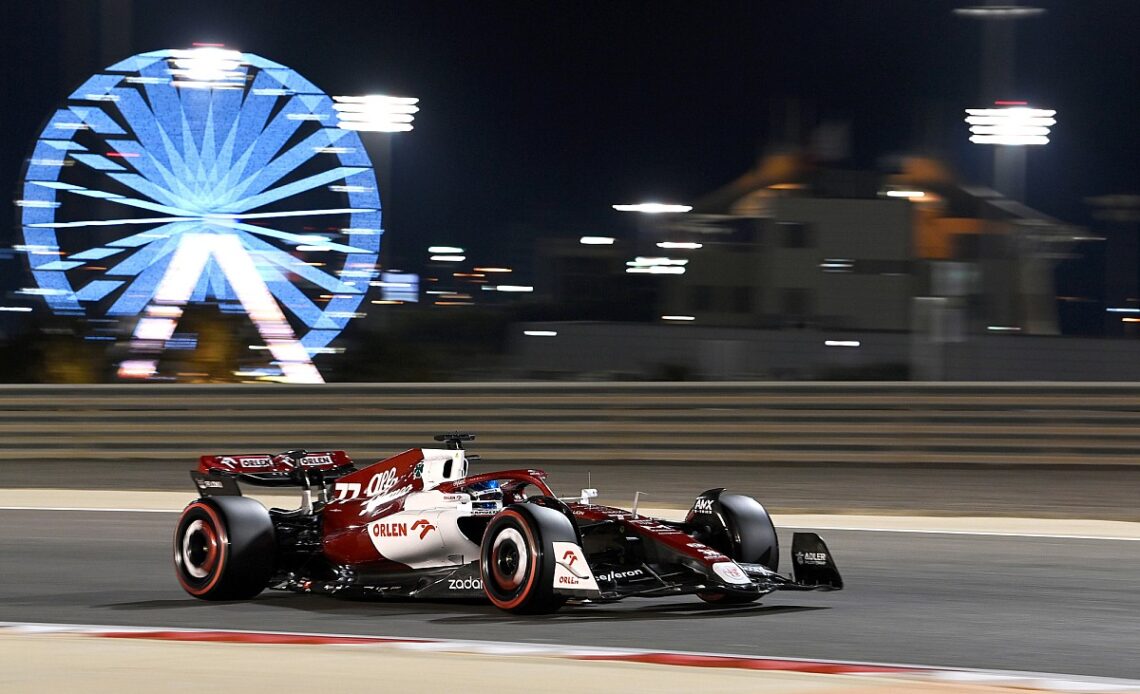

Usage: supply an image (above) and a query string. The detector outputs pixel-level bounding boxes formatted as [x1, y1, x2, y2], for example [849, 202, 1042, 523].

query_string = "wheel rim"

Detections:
[490, 527, 528, 591]
[181, 519, 219, 579]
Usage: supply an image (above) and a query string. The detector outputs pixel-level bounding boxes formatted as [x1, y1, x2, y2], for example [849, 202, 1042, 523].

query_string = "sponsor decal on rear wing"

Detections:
[195, 450, 357, 487]
[198, 450, 354, 475]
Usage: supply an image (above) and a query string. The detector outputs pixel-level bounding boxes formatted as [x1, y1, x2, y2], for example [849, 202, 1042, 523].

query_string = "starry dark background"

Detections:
[2, 1, 1139, 280]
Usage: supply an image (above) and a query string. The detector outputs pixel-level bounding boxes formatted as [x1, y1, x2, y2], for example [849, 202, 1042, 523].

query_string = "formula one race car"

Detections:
[174, 434, 842, 613]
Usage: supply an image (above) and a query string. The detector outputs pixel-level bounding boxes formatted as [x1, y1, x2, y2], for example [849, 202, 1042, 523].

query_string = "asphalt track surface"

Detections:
[2, 508, 1138, 680]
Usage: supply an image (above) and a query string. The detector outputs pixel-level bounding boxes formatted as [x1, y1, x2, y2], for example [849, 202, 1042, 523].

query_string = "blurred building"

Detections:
[657, 196, 913, 332]
[508, 150, 1095, 380]
[1086, 195, 1140, 336]
[532, 237, 657, 321]
[646, 151, 1080, 338]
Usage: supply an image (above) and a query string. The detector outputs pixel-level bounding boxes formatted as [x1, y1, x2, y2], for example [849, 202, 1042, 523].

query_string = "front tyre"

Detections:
[691, 490, 779, 605]
[173, 497, 276, 600]
[480, 505, 573, 614]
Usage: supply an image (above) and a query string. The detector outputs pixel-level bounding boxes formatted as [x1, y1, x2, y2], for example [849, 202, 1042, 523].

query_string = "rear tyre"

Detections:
[174, 497, 276, 600]
[480, 504, 574, 614]
[692, 491, 779, 605]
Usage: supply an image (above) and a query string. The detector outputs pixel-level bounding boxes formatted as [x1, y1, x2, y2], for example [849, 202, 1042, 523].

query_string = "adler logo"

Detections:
[795, 551, 829, 565]
[692, 498, 715, 514]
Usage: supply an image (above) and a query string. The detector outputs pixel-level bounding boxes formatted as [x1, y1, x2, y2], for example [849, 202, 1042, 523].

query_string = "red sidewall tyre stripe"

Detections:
[484, 509, 540, 611]
[175, 502, 229, 597]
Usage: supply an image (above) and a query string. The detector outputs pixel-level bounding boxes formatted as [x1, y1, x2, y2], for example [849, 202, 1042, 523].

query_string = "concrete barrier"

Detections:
[2, 382, 1139, 465]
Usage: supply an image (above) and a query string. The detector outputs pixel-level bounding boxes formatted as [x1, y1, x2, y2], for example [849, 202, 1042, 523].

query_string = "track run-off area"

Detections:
[1, 484, 1138, 692]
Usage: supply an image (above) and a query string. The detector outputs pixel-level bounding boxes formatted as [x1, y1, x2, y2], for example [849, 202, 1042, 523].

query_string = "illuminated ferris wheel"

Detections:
[17, 48, 385, 383]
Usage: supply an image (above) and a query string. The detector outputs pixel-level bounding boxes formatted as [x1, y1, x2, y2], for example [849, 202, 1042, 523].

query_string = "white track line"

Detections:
[2, 621, 1138, 693]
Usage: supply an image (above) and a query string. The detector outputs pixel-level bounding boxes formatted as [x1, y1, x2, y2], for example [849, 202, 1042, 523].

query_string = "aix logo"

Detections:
[692, 497, 715, 514]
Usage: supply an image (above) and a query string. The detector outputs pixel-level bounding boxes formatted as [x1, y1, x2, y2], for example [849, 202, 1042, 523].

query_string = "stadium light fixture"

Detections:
[965, 105, 1056, 145]
[333, 95, 420, 132]
[169, 47, 246, 89]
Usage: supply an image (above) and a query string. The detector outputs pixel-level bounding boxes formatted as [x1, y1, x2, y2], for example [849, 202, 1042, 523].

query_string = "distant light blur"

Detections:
[953, 5, 1045, 19]
[580, 236, 615, 245]
[612, 203, 692, 214]
[626, 257, 689, 274]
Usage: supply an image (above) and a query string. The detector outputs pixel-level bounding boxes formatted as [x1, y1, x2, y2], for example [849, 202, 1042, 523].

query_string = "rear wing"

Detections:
[197, 450, 356, 487]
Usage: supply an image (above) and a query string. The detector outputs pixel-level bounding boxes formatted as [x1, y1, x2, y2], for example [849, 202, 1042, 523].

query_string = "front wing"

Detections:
[555, 532, 843, 602]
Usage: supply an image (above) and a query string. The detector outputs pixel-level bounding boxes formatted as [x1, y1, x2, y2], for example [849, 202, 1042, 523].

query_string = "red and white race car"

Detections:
[174, 433, 842, 613]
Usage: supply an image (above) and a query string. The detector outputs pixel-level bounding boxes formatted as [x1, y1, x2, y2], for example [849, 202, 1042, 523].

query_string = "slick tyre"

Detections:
[694, 491, 779, 571]
[174, 497, 276, 601]
[480, 505, 573, 614]
[694, 491, 778, 605]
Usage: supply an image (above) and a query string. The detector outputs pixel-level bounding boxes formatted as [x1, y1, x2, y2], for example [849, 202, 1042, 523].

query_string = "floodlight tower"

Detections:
[332, 94, 420, 270]
[954, 1, 1046, 200]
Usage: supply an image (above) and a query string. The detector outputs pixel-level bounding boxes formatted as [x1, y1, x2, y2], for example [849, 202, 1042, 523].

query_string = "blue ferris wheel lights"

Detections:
[18, 48, 389, 382]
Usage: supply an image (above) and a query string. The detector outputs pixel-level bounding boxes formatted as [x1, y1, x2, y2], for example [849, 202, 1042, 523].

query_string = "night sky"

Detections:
[3, 1, 1140, 275]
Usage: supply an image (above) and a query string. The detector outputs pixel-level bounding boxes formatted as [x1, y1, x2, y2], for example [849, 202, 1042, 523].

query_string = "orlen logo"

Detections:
[559, 575, 582, 585]
[692, 497, 715, 515]
[411, 519, 436, 540]
[372, 522, 407, 538]
[219, 456, 271, 469]
[371, 519, 436, 539]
